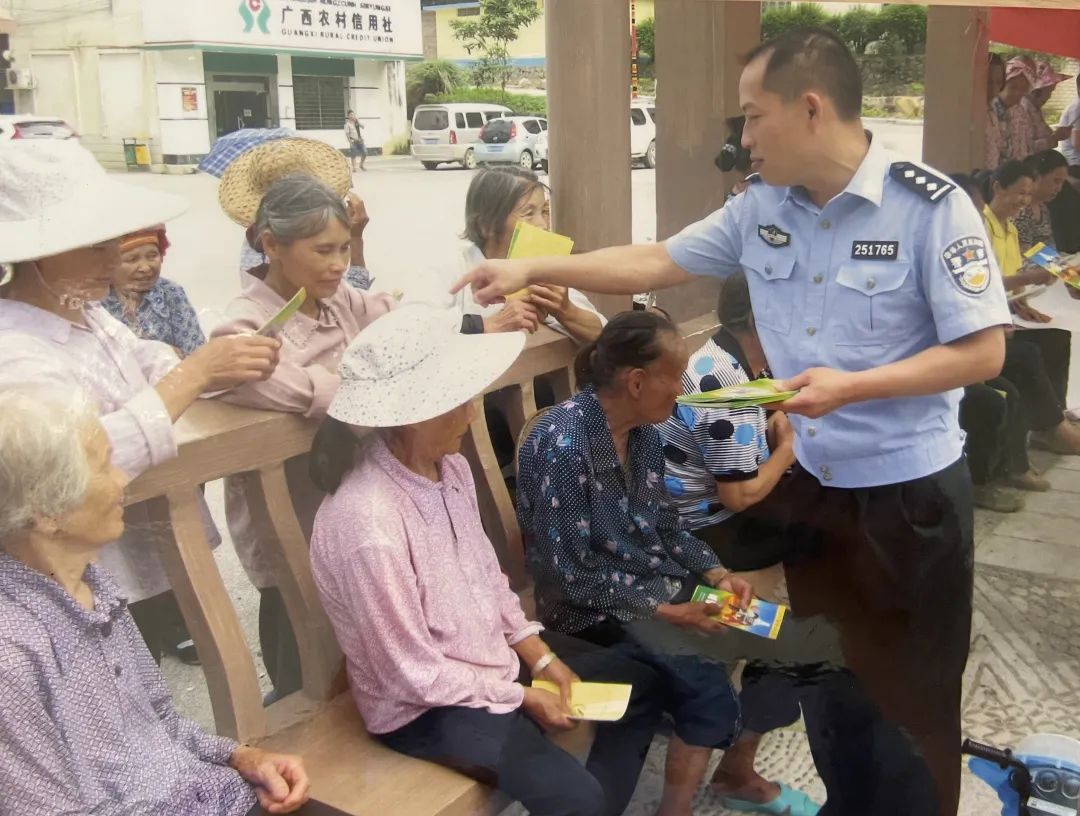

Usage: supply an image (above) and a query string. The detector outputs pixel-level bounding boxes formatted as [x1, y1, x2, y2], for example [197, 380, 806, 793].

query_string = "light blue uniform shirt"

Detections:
[666, 137, 1010, 489]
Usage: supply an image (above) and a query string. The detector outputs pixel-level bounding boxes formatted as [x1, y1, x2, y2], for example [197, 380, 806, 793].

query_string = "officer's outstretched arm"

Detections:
[453, 242, 692, 307]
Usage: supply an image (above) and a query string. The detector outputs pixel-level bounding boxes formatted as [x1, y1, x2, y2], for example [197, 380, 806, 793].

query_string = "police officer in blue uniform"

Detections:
[455, 28, 1010, 816]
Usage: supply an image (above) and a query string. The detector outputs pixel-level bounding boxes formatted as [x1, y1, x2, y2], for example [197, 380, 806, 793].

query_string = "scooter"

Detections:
[964, 734, 1080, 816]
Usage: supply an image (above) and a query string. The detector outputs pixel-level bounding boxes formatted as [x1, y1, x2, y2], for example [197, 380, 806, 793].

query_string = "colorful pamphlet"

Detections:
[690, 584, 787, 640]
[532, 681, 633, 721]
[256, 287, 307, 336]
[1024, 243, 1080, 290]
[506, 221, 575, 301]
[676, 378, 798, 409]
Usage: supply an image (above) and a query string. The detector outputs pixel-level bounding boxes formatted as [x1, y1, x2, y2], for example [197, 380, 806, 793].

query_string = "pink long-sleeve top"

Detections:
[310, 437, 542, 734]
[0, 300, 219, 603]
[211, 274, 395, 588]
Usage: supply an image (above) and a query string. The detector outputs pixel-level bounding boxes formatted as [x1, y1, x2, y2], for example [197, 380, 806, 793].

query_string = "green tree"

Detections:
[877, 5, 927, 54]
[405, 60, 466, 116]
[636, 16, 655, 69]
[449, 0, 542, 92]
[761, 3, 829, 41]
[830, 7, 882, 55]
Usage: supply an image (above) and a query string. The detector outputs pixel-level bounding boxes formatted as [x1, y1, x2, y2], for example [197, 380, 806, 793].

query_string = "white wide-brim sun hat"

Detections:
[0, 141, 187, 264]
[329, 303, 526, 428]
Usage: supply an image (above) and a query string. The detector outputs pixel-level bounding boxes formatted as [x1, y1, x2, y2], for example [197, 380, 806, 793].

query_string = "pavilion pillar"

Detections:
[923, 6, 989, 174]
[654, 0, 760, 323]
[546, 0, 631, 318]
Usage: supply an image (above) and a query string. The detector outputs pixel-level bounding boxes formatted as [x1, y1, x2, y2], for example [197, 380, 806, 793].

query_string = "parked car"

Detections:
[535, 130, 548, 174]
[0, 115, 79, 142]
[474, 116, 547, 171]
[411, 102, 512, 170]
[535, 99, 655, 176]
[630, 98, 657, 169]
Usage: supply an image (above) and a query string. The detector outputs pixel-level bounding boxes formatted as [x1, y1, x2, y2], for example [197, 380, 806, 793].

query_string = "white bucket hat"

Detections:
[329, 303, 525, 428]
[0, 141, 187, 263]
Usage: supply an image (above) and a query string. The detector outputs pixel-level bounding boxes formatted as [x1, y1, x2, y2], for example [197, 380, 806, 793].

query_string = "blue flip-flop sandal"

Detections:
[722, 782, 821, 816]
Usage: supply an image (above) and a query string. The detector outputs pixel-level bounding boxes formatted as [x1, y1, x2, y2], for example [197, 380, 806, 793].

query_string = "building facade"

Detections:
[8, 0, 421, 169]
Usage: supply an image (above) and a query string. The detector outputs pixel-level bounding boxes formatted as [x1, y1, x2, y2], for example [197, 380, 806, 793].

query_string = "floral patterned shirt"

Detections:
[101, 277, 206, 357]
[517, 387, 721, 634]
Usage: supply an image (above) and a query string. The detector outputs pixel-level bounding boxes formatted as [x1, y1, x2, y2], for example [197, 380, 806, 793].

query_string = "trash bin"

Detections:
[122, 138, 151, 172]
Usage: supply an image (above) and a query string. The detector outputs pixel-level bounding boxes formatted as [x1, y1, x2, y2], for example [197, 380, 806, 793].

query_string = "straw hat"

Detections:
[218, 137, 352, 227]
[0, 141, 186, 264]
[329, 303, 525, 428]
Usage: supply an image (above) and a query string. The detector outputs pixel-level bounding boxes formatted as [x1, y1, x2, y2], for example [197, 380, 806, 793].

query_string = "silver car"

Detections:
[474, 116, 547, 170]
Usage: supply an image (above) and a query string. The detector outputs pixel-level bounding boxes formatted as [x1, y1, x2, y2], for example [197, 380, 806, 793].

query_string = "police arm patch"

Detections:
[941, 236, 992, 295]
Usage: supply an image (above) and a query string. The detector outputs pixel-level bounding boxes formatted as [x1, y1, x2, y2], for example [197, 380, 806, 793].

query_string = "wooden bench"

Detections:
[126, 316, 719, 816]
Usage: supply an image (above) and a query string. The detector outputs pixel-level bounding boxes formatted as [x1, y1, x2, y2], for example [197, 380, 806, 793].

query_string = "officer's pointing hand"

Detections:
[451, 258, 531, 307]
[775, 367, 857, 419]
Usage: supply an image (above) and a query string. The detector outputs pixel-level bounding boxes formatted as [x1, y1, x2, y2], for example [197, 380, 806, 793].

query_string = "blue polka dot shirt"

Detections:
[657, 328, 771, 529]
[517, 386, 722, 634]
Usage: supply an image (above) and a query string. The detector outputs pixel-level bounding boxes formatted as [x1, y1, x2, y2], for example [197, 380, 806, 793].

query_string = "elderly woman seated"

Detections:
[0, 386, 309, 815]
[518, 311, 821, 816]
[446, 166, 604, 341]
[0, 141, 279, 665]
[306, 305, 663, 816]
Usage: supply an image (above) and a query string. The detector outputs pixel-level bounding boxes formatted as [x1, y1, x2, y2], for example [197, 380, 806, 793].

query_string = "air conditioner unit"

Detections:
[6, 69, 34, 90]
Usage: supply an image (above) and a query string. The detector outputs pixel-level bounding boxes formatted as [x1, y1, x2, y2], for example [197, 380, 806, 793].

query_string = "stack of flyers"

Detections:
[676, 378, 797, 409]
[1024, 242, 1080, 290]
[691, 585, 787, 640]
[532, 681, 633, 721]
[505, 221, 575, 301]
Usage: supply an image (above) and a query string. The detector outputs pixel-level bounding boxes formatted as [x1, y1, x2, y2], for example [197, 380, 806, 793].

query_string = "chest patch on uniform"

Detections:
[941, 236, 991, 295]
[851, 241, 899, 260]
[758, 224, 791, 248]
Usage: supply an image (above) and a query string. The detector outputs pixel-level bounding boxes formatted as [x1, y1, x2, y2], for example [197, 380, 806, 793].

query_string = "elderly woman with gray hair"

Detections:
[0, 141, 280, 665]
[213, 172, 395, 701]
[0, 386, 309, 815]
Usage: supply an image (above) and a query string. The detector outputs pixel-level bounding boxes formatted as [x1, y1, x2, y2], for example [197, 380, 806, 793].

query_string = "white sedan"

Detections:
[0, 115, 79, 141]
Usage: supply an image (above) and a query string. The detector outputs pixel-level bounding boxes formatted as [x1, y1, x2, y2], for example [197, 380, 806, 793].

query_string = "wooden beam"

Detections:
[654, 0, 760, 323]
[546, 0, 632, 318]
[923, 6, 989, 173]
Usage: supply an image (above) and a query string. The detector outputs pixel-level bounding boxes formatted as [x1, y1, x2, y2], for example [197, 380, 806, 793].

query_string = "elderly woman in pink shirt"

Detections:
[211, 173, 395, 701]
[307, 305, 663, 816]
[0, 141, 279, 664]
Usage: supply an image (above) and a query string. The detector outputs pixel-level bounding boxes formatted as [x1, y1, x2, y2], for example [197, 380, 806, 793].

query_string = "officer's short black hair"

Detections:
[743, 27, 863, 122]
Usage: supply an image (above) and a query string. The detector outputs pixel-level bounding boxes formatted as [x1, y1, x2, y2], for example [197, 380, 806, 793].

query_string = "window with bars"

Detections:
[294, 75, 347, 130]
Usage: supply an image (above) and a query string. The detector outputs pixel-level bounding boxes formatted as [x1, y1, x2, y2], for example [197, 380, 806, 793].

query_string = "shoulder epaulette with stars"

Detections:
[889, 162, 955, 203]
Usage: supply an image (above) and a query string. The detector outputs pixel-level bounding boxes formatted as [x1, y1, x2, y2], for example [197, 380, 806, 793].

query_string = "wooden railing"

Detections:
[126, 315, 719, 746]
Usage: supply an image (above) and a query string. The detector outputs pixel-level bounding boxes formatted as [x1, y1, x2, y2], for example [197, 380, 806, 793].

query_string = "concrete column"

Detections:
[923, 6, 989, 174]
[546, 0, 631, 317]
[654, 0, 760, 323]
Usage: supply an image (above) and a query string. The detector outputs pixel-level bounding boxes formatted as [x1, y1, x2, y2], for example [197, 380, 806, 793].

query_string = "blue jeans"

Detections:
[378, 632, 663, 816]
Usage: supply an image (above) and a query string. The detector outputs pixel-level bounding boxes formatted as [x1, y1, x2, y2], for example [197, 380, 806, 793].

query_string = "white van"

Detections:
[411, 102, 513, 170]
[630, 98, 657, 169]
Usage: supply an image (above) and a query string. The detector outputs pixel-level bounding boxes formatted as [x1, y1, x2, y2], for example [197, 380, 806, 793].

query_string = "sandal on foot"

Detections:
[722, 782, 821, 816]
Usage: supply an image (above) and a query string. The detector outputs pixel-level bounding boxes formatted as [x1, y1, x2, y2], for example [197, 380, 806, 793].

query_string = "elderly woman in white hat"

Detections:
[0, 385, 309, 816]
[0, 141, 280, 662]
[306, 304, 664, 816]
